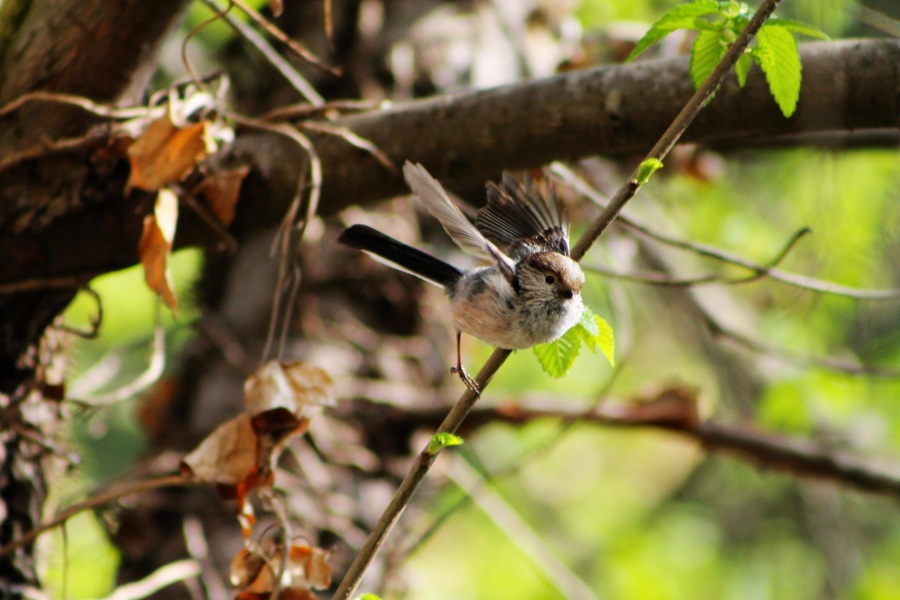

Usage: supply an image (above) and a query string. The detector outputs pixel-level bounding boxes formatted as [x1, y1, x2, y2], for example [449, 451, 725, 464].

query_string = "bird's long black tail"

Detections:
[339, 224, 463, 289]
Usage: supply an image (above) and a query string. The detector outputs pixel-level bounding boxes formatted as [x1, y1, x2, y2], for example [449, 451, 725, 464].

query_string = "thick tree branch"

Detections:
[1, 39, 895, 298]
[303, 38, 898, 213]
[2, 39, 896, 291]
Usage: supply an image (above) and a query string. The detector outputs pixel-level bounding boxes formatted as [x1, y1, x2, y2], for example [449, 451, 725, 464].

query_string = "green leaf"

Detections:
[533, 308, 615, 377]
[427, 432, 464, 455]
[689, 29, 727, 90]
[573, 309, 615, 366]
[354, 595, 383, 600]
[626, 0, 722, 61]
[753, 24, 801, 117]
[635, 158, 664, 186]
[734, 51, 752, 87]
[533, 328, 582, 378]
[765, 17, 829, 40]
[592, 315, 616, 367]
[578, 306, 600, 336]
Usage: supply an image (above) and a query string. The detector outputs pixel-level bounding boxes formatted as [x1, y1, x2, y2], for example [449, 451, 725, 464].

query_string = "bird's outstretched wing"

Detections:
[477, 172, 570, 260]
[403, 161, 516, 285]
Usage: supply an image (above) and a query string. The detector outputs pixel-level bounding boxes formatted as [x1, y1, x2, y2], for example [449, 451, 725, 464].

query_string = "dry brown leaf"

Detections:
[231, 542, 332, 596]
[289, 544, 332, 590]
[230, 547, 271, 590]
[180, 413, 258, 487]
[244, 361, 335, 419]
[138, 189, 179, 312]
[197, 164, 250, 226]
[127, 115, 214, 191]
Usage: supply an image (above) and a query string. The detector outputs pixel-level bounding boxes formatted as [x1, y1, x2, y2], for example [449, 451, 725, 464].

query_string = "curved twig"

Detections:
[553, 163, 900, 301]
[0, 474, 195, 559]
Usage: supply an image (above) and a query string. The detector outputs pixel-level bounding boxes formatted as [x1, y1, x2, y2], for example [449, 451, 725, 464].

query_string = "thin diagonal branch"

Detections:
[570, 0, 782, 261]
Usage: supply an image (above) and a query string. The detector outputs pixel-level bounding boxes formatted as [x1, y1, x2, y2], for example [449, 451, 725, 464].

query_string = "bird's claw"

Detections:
[450, 365, 480, 395]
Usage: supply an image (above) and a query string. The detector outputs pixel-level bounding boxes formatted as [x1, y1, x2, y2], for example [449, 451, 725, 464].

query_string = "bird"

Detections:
[339, 161, 584, 392]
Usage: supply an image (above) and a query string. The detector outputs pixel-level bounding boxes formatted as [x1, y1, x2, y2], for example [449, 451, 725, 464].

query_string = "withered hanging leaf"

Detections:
[231, 547, 272, 590]
[231, 542, 332, 597]
[244, 361, 335, 424]
[180, 413, 258, 487]
[127, 115, 214, 192]
[197, 164, 250, 226]
[288, 543, 333, 590]
[138, 189, 179, 312]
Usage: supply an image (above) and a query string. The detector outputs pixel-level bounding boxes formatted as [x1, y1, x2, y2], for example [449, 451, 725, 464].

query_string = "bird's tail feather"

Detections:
[339, 224, 463, 289]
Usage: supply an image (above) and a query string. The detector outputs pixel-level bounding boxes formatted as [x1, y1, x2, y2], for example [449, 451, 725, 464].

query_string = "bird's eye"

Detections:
[545, 275, 555, 284]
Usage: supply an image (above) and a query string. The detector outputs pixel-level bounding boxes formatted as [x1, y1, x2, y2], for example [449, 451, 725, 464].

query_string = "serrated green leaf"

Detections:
[690, 29, 727, 90]
[579, 306, 600, 336]
[754, 24, 801, 117]
[627, 0, 722, 61]
[734, 51, 752, 87]
[427, 432, 464, 455]
[533, 328, 582, 378]
[765, 17, 829, 40]
[592, 315, 615, 367]
[635, 158, 664, 185]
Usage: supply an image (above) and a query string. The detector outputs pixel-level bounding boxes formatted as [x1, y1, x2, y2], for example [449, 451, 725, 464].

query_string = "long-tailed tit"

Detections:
[340, 161, 584, 391]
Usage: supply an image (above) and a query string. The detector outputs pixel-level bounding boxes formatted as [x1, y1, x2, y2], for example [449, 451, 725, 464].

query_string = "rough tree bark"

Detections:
[0, 0, 189, 587]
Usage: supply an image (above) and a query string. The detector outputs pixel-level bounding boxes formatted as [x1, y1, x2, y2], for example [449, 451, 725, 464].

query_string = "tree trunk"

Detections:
[0, 0, 189, 586]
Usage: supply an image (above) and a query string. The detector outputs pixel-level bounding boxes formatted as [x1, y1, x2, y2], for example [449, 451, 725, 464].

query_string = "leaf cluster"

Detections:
[628, 0, 828, 117]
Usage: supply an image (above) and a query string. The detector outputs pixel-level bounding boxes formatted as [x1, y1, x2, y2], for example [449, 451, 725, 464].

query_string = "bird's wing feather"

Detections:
[478, 172, 570, 258]
[404, 162, 516, 285]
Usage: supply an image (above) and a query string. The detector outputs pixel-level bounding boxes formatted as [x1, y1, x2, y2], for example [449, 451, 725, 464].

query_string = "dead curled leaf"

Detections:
[244, 361, 335, 421]
[181, 413, 258, 487]
[196, 164, 250, 226]
[180, 362, 334, 508]
[231, 542, 332, 596]
[126, 115, 215, 192]
[138, 189, 179, 312]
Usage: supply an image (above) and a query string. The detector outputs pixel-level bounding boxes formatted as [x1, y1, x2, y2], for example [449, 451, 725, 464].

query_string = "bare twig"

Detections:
[709, 319, 900, 378]
[0, 274, 93, 294]
[553, 163, 900, 301]
[54, 286, 103, 340]
[301, 121, 397, 173]
[229, 0, 339, 75]
[228, 115, 322, 363]
[0, 128, 111, 174]
[198, 0, 326, 106]
[0, 90, 157, 120]
[585, 227, 811, 287]
[0, 473, 194, 559]
[333, 2, 783, 597]
[77, 307, 167, 405]
[260, 99, 381, 121]
[102, 560, 202, 600]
